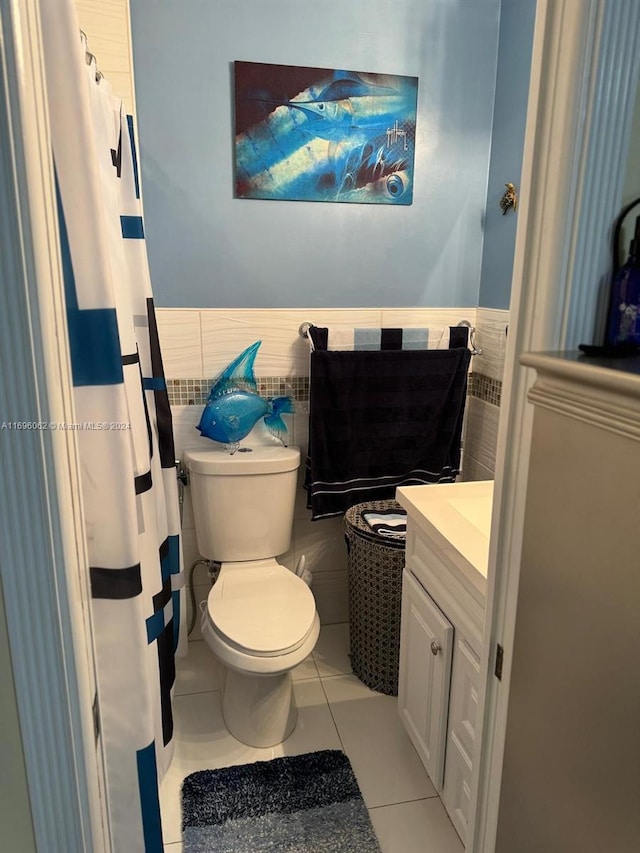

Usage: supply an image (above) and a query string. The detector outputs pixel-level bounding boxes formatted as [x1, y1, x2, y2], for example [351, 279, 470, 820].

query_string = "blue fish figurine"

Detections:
[196, 341, 294, 445]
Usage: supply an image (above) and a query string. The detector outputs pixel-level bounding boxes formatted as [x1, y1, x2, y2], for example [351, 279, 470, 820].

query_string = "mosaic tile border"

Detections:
[166, 372, 501, 407]
[166, 376, 310, 407]
[469, 372, 502, 407]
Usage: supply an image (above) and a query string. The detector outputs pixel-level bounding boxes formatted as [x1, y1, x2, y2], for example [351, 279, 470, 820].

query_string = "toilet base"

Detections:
[221, 666, 298, 748]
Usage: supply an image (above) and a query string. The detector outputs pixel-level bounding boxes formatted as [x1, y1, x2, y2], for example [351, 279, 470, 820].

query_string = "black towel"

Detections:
[308, 324, 469, 351]
[305, 347, 471, 519]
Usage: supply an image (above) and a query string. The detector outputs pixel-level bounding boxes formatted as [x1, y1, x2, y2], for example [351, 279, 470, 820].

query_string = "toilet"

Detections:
[183, 443, 320, 748]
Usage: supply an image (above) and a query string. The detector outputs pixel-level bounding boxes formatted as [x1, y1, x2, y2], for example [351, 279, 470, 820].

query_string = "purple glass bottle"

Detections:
[606, 215, 640, 347]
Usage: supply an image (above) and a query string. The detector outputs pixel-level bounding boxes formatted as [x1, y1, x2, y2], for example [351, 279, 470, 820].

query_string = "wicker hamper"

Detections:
[343, 499, 407, 696]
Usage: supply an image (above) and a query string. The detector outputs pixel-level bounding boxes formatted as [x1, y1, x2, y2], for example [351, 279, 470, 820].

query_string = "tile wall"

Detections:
[75, 0, 136, 115]
[73, 0, 511, 627]
[461, 307, 509, 482]
[159, 307, 508, 628]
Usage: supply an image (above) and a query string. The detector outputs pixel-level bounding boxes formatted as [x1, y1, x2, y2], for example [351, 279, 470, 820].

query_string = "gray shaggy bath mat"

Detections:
[181, 749, 382, 852]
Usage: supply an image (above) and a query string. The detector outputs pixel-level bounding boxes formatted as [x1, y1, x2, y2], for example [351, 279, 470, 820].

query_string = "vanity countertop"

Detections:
[396, 480, 494, 601]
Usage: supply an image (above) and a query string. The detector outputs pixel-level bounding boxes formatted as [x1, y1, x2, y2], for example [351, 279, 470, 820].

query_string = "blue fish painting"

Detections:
[196, 342, 294, 445]
[234, 62, 418, 205]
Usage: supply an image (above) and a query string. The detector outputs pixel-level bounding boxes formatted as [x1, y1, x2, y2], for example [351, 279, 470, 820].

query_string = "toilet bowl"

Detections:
[200, 558, 320, 747]
[184, 443, 320, 747]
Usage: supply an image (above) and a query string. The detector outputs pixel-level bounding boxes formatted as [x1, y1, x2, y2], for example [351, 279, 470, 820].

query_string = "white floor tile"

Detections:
[279, 679, 343, 757]
[322, 674, 437, 808]
[159, 769, 186, 846]
[312, 622, 352, 677]
[292, 653, 320, 681]
[369, 798, 463, 853]
[163, 625, 449, 850]
[175, 641, 220, 696]
[161, 679, 341, 844]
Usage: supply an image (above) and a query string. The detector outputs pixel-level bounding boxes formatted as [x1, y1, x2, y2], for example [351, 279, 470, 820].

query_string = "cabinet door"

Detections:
[398, 569, 454, 789]
[443, 638, 481, 844]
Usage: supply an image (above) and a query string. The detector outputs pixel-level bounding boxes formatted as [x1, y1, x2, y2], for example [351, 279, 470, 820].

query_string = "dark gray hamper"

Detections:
[343, 499, 407, 696]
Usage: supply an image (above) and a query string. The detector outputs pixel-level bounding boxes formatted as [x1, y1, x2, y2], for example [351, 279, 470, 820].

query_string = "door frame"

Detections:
[2, 0, 638, 851]
[0, 0, 109, 850]
[470, 1, 640, 850]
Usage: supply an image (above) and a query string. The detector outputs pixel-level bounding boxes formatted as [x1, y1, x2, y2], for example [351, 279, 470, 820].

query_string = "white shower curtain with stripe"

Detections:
[40, 3, 186, 851]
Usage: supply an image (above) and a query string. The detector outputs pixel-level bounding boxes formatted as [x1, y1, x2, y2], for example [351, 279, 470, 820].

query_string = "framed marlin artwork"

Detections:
[233, 60, 419, 205]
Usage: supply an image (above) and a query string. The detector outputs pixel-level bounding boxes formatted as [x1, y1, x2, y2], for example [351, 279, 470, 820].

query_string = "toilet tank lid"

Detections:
[184, 445, 300, 475]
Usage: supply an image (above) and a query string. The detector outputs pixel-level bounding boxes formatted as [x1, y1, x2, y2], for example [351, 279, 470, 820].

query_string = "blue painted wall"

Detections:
[478, 0, 537, 309]
[130, 0, 501, 308]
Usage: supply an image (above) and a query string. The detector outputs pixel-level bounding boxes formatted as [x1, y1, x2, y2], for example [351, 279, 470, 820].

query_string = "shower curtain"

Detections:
[40, 3, 186, 851]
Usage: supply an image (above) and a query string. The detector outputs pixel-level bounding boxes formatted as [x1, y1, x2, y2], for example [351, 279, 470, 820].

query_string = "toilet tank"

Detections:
[184, 445, 301, 562]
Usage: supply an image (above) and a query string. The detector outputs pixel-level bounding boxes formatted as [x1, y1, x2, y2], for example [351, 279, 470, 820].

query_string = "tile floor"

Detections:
[161, 623, 464, 853]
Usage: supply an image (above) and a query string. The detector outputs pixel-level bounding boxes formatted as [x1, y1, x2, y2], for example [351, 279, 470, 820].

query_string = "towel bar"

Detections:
[298, 320, 482, 355]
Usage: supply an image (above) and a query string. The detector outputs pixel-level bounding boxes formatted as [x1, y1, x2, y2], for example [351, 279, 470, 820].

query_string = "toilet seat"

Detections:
[206, 559, 317, 658]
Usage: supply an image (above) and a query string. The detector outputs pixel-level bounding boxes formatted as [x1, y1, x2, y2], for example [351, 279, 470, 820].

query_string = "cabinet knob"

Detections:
[430, 640, 442, 656]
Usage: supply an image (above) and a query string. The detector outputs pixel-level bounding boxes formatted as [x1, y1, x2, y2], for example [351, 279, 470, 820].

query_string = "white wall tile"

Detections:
[293, 512, 349, 623]
[293, 516, 349, 576]
[277, 546, 297, 573]
[170, 405, 204, 456]
[75, 0, 135, 114]
[292, 408, 310, 460]
[163, 307, 483, 380]
[311, 571, 349, 625]
[181, 528, 208, 583]
[474, 307, 509, 380]
[104, 71, 136, 113]
[463, 397, 500, 474]
[179, 486, 195, 531]
[168, 305, 488, 641]
[462, 455, 495, 482]
[293, 471, 310, 521]
[380, 307, 476, 328]
[200, 309, 304, 378]
[200, 308, 381, 378]
[185, 583, 212, 642]
[156, 309, 203, 378]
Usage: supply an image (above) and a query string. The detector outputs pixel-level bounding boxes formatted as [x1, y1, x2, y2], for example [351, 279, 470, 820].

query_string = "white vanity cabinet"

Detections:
[398, 570, 453, 788]
[396, 482, 491, 846]
[443, 635, 481, 838]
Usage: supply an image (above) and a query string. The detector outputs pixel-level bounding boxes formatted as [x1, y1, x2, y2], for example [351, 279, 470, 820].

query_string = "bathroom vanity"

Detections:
[396, 480, 492, 846]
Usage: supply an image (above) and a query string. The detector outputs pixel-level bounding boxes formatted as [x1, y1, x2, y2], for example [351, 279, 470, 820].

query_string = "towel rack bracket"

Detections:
[457, 320, 482, 356]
